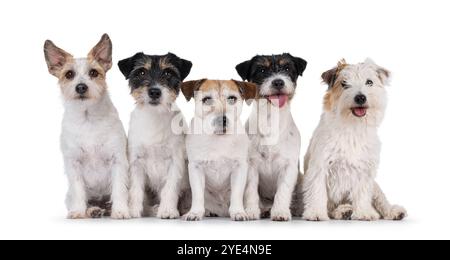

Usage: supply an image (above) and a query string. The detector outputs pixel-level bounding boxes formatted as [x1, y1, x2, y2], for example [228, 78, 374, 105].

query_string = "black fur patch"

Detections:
[236, 53, 307, 85]
[118, 52, 192, 95]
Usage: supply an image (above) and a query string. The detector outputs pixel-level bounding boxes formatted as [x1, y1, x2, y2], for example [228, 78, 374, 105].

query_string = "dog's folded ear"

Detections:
[365, 58, 391, 85]
[44, 40, 73, 77]
[118, 53, 144, 80]
[88, 34, 113, 72]
[233, 80, 257, 105]
[235, 60, 252, 81]
[322, 59, 347, 89]
[167, 53, 193, 81]
[290, 54, 308, 77]
[321, 67, 338, 89]
[181, 79, 207, 101]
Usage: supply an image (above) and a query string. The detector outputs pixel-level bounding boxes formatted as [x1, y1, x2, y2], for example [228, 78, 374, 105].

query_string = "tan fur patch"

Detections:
[159, 57, 176, 71]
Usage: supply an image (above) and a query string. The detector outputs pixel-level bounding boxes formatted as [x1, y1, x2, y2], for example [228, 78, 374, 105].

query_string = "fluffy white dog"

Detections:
[44, 34, 130, 219]
[181, 79, 256, 221]
[302, 59, 407, 221]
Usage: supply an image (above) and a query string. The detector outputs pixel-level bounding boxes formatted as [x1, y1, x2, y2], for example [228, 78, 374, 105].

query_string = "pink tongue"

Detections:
[268, 95, 288, 108]
[353, 108, 367, 117]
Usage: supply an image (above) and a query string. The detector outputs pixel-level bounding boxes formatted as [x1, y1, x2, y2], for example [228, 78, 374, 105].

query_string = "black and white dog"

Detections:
[118, 52, 192, 219]
[236, 54, 307, 221]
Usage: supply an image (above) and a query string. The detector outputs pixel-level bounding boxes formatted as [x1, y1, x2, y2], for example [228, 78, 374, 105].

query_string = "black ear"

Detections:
[235, 60, 252, 81]
[168, 53, 192, 81]
[118, 53, 143, 79]
[289, 54, 307, 76]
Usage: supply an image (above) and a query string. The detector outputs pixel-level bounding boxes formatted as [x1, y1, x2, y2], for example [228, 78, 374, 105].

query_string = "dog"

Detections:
[302, 59, 407, 221]
[235, 54, 307, 221]
[181, 79, 257, 221]
[118, 52, 192, 219]
[44, 34, 130, 219]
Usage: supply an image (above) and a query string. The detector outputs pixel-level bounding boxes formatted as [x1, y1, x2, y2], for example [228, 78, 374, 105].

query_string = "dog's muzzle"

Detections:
[212, 116, 228, 135]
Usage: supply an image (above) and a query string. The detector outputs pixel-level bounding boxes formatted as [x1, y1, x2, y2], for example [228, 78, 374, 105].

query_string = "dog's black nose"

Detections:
[354, 94, 367, 105]
[222, 116, 228, 127]
[148, 88, 162, 99]
[75, 84, 88, 94]
[272, 79, 285, 89]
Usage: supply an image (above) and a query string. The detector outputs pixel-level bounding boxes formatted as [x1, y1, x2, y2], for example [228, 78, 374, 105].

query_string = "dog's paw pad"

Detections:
[67, 211, 87, 219]
[87, 207, 105, 219]
[303, 210, 330, 221]
[111, 210, 131, 220]
[271, 209, 292, 222]
[332, 204, 353, 220]
[385, 205, 407, 221]
[352, 210, 380, 221]
[245, 208, 261, 221]
[157, 208, 180, 219]
[183, 212, 204, 221]
[231, 212, 249, 221]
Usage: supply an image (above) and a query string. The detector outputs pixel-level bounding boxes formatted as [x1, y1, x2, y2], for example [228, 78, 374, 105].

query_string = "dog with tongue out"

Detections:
[235, 53, 307, 221]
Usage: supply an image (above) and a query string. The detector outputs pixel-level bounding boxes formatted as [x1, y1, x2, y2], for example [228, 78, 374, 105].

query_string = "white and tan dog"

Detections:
[44, 34, 130, 219]
[302, 59, 407, 221]
[236, 54, 307, 221]
[118, 52, 193, 219]
[181, 79, 256, 221]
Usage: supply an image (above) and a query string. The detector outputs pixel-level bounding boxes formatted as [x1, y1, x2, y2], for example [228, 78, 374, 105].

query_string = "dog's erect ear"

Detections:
[235, 60, 253, 81]
[233, 80, 257, 105]
[292, 55, 308, 77]
[88, 34, 113, 72]
[118, 53, 144, 80]
[181, 79, 207, 102]
[168, 53, 193, 81]
[365, 58, 391, 85]
[44, 40, 73, 77]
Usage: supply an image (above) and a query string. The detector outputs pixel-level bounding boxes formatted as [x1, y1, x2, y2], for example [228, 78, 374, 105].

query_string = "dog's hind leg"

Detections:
[373, 182, 407, 221]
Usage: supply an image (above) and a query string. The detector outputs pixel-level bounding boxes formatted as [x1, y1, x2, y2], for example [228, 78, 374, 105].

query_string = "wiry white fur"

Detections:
[245, 73, 300, 221]
[62, 91, 130, 219]
[128, 87, 190, 219]
[183, 83, 250, 221]
[302, 59, 407, 221]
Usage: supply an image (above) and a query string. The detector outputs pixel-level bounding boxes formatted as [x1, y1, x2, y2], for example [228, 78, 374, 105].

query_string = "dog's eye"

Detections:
[366, 79, 374, 86]
[284, 66, 290, 72]
[89, 69, 99, 78]
[341, 81, 350, 89]
[260, 68, 266, 74]
[137, 69, 146, 77]
[65, 70, 75, 80]
[163, 70, 174, 78]
[202, 97, 213, 105]
[227, 96, 238, 105]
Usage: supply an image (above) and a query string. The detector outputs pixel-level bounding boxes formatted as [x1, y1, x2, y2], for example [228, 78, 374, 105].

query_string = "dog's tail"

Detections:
[372, 182, 407, 221]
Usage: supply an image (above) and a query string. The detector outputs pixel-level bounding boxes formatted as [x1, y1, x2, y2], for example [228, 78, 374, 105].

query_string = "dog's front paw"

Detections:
[331, 204, 353, 220]
[245, 207, 261, 221]
[271, 208, 292, 222]
[230, 211, 249, 221]
[384, 205, 407, 221]
[303, 209, 330, 221]
[129, 207, 143, 219]
[86, 207, 105, 219]
[157, 207, 180, 220]
[111, 208, 131, 220]
[67, 211, 87, 219]
[352, 209, 380, 221]
[183, 211, 205, 221]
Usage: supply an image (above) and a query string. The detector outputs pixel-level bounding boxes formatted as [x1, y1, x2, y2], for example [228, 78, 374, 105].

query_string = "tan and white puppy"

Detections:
[236, 54, 307, 221]
[181, 80, 256, 221]
[44, 34, 130, 219]
[302, 59, 407, 221]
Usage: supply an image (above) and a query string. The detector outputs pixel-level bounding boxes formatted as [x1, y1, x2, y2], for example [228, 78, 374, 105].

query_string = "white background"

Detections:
[0, 0, 448, 240]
